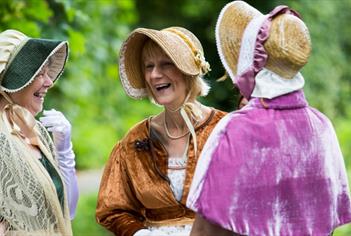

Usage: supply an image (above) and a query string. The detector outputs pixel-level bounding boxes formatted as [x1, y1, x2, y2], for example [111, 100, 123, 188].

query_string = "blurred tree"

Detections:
[0, 0, 51, 36]
[0, 0, 161, 169]
[1, 0, 350, 170]
[47, 0, 163, 169]
[275, 0, 351, 119]
[135, 0, 351, 119]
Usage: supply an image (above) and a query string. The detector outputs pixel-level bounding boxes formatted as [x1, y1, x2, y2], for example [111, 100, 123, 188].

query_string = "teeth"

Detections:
[34, 92, 45, 98]
[155, 83, 171, 90]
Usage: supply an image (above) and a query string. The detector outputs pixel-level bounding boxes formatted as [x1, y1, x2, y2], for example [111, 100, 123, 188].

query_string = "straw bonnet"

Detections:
[119, 26, 210, 99]
[0, 29, 68, 93]
[216, 1, 311, 99]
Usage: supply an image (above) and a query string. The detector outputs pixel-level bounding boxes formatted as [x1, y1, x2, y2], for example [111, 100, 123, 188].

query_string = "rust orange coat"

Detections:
[96, 109, 226, 236]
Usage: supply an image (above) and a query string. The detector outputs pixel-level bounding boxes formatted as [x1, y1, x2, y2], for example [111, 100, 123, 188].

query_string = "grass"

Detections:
[72, 192, 113, 236]
[334, 223, 351, 236]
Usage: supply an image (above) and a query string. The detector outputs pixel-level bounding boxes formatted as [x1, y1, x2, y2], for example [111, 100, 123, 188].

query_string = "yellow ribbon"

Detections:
[165, 28, 211, 75]
[3, 103, 39, 146]
[0, 90, 49, 156]
[179, 107, 197, 155]
[166, 91, 203, 156]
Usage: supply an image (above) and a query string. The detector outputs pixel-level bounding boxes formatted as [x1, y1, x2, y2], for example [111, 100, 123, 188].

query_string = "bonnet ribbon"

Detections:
[165, 28, 211, 75]
[180, 101, 203, 156]
[0, 90, 43, 148]
[166, 92, 202, 156]
[235, 6, 300, 99]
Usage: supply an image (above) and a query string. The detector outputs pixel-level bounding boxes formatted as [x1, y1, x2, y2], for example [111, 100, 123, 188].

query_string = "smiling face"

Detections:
[9, 64, 53, 116]
[142, 41, 188, 110]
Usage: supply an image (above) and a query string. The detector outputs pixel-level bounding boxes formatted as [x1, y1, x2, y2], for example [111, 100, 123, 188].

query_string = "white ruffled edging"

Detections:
[119, 33, 148, 99]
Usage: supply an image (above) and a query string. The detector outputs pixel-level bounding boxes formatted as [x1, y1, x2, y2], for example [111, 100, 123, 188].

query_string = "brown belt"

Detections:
[142, 205, 195, 227]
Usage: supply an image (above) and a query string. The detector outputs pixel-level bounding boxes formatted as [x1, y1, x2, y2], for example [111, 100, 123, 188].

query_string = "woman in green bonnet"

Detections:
[0, 29, 78, 236]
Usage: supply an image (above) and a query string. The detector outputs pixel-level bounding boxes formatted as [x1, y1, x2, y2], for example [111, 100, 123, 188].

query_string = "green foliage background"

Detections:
[1, 0, 350, 235]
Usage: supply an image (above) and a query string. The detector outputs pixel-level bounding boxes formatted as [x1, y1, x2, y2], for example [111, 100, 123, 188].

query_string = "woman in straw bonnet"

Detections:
[0, 29, 78, 236]
[96, 26, 226, 236]
[187, 1, 351, 236]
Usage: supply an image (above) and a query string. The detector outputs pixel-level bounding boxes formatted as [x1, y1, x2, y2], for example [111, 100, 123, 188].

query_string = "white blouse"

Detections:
[148, 142, 192, 236]
[135, 141, 192, 236]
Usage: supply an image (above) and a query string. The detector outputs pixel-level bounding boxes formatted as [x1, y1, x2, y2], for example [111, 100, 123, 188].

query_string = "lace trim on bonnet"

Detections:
[119, 33, 148, 99]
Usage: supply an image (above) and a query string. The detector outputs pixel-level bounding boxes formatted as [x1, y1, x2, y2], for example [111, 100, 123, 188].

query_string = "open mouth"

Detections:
[155, 83, 171, 91]
[34, 91, 46, 99]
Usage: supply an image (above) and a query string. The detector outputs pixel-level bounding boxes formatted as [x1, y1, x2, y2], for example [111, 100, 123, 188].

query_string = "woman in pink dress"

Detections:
[187, 1, 351, 236]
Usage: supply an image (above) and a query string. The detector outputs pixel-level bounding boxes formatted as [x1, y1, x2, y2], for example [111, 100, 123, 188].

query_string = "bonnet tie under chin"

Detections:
[166, 93, 202, 156]
[0, 90, 41, 147]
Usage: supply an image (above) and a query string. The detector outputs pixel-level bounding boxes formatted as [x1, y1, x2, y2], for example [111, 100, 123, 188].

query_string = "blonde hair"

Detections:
[141, 39, 210, 104]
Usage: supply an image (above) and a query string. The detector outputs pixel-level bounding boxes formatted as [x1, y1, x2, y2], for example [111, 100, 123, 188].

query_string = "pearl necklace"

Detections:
[163, 114, 191, 140]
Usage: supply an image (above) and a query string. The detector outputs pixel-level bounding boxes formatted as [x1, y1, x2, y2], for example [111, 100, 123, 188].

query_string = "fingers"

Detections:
[47, 126, 66, 133]
[41, 120, 67, 135]
[39, 116, 61, 125]
[40, 109, 71, 132]
[43, 108, 61, 116]
[41, 109, 69, 123]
